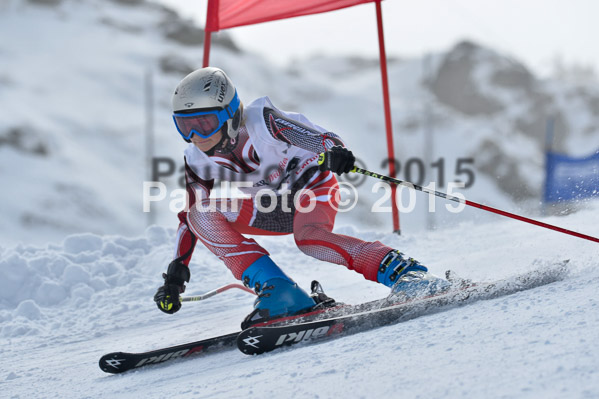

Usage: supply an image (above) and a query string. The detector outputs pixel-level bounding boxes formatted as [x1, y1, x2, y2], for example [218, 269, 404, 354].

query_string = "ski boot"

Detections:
[241, 256, 316, 329]
[377, 250, 451, 300]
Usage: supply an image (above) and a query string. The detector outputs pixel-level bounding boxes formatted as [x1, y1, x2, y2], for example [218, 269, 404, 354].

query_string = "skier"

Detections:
[154, 67, 448, 327]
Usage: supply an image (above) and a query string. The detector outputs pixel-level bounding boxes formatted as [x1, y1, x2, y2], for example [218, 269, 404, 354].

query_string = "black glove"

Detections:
[318, 146, 355, 175]
[154, 260, 190, 314]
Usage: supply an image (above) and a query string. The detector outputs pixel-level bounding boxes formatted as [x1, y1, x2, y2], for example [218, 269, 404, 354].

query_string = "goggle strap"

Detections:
[226, 91, 240, 118]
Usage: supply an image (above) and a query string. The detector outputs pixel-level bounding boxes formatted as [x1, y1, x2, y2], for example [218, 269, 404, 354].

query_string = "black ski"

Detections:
[99, 261, 568, 372]
[99, 331, 239, 374]
[237, 260, 569, 355]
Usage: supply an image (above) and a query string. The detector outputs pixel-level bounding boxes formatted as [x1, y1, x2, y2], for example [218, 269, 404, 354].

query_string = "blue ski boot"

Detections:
[241, 256, 316, 329]
[377, 250, 451, 300]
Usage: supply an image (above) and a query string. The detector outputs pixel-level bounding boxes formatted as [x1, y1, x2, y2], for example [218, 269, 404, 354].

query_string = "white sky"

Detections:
[157, 0, 598, 78]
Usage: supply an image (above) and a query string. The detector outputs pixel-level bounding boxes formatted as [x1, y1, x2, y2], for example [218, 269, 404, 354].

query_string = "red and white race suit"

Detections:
[173, 97, 392, 282]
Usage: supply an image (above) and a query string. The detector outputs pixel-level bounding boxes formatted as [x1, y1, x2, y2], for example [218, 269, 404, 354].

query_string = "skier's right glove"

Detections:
[318, 146, 355, 175]
[154, 260, 190, 314]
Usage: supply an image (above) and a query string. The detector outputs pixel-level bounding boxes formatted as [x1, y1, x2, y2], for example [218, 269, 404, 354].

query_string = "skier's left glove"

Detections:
[318, 146, 355, 175]
[154, 260, 190, 314]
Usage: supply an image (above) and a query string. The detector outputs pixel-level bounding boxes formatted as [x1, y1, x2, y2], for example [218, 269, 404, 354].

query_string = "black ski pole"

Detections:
[317, 153, 598, 244]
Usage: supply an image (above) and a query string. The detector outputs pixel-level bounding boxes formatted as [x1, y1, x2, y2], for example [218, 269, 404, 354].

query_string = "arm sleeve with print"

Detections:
[263, 106, 347, 154]
[173, 158, 214, 266]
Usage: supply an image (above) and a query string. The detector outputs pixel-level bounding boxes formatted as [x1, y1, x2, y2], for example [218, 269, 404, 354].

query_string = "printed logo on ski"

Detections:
[133, 345, 205, 367]
[274, 324, 344, 346]
[104, 357, 126, 370]
[241, 335, 263, 349]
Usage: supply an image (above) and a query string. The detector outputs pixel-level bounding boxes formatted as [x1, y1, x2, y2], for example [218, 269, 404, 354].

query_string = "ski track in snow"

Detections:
[1, 204, 598, 398]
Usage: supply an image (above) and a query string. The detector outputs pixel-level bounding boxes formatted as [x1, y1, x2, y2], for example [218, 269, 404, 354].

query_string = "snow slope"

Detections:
[1, 202, 598, 398]
[2, 2, 598, 396]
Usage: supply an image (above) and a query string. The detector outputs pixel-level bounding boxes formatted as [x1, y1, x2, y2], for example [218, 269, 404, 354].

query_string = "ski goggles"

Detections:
[172, 91, 240, 140]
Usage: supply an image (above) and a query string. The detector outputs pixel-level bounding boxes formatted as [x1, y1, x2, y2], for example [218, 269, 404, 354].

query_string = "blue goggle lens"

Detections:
[173, 91, 240, 140]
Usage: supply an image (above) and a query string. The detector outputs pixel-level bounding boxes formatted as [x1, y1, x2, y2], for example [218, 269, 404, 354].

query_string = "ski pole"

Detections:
[317, 151, 598, 244]
[181, 283, 256, 302]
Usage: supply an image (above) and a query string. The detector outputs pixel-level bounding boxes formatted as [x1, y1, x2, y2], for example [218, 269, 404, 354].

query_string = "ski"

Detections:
[99, 260, 568, 372]
[99, 331, 239, 374]
[237, 260, 569, 355]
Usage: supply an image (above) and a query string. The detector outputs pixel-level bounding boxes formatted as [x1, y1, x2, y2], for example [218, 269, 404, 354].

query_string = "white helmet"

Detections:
[172, 67, 242, 142]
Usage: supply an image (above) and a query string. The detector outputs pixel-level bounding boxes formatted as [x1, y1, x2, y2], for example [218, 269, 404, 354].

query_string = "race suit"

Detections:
[173, 96, 392, 282]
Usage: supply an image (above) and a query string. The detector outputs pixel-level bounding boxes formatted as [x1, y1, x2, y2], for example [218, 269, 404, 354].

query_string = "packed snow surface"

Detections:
[1, 202, 598, 398]
[2, 1, 599, 398]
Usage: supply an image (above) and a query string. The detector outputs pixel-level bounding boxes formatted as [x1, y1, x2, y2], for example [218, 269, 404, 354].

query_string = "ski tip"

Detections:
[99, 352, 130, 374]
[237, 327, 267, 356]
